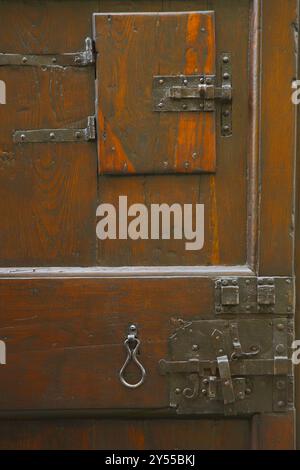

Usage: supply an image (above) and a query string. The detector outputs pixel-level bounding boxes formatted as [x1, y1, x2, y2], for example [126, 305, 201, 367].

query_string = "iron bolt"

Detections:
[22, 56, 27, 63]
[245, 388, 252, 395]
[201, 389, 207, 396]
[223, 125, 230, 133]
[159, 79, 164, 84]
[223, 72, 230, 80]
[52, 57, 57, 64]
[277, 401, 285, 408]
[20, 134, 26, 141]
[277, 323, 285, 331]
[192, 344, 199, 351]
[276, 344, 285, 354]
[223, 56, 229, 64]
[175, 388, 181, 395]
[50, 132, 55, 140]
[276, 380, 286, 390]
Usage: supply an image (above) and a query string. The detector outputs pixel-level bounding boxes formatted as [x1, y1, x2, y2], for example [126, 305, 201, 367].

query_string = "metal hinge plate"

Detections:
[13, 115, 96, 144]
[0, 37, 95, 68]
[152, 53, 232, 136]
[159, 318, 294, 416]
[214, 277, 294, 315]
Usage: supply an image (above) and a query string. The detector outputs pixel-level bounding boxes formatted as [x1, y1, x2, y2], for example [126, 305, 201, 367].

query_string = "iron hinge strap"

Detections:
[0, 37, 95, 68]
[13, 115, 96, 144]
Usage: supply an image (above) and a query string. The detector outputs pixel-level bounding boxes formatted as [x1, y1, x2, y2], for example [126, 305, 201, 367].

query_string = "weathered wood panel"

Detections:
[97, 0, 250, 266]
[0, 418, 250, 450]
[95, 11, 216, 174]
[258, 0, 297, 276]
[0, 1, 98, 266]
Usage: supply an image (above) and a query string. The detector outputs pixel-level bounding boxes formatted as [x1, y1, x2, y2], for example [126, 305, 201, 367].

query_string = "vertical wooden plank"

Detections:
[97, 0, 250, 267]
[259, 0, 298, 276]
[0, 0, 98, 266]
[251, 412, 295, 450]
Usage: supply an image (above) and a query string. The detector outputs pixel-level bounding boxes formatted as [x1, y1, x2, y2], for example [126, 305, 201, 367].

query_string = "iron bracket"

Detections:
[0, 37, 95, 68]
[13, 115, 96, 144]
[214, 277, 294, 315]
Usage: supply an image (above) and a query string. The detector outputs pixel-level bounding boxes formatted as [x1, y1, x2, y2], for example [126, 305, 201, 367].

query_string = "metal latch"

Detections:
[215, 277, 295, 315]
[13, 115, 96, 144]
[0, 37, 95, 68]
[153, 53, 233, 136]
[159, 319, 293, 416]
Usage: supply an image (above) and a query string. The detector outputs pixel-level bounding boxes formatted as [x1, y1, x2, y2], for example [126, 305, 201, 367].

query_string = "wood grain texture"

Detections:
[251, 412, 295, 450]
[0, 418, 250, 450]
[97, 0, 250, 266]
[258, 0, 298, 276]
[95, 11, 216, 175]
[0, 276, 212, 410]
[0, 0, 98, 266]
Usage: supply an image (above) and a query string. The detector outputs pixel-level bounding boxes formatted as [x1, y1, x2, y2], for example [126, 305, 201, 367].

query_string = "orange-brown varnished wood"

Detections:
[0, 1, 98, 266]
[95, 11, 216, 175]
[251, 412, 295, 450]
[259, 0, 297, 276]
[0, 276, 212, 410]
[0, 418, 250, 450]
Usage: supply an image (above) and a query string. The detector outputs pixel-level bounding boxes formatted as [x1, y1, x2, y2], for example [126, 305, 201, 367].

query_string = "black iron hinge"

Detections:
[0, 37, 95, 68]
[13, 115, 96, 144]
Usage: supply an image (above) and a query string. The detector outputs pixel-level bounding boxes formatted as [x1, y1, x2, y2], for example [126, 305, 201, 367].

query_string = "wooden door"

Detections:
[0, 0, 297, 450]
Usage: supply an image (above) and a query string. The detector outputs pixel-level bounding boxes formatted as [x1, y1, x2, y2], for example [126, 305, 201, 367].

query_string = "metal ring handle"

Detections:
[119, 325, 146, 389]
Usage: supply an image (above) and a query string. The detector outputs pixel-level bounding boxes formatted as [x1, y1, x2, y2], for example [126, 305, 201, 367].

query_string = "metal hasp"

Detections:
[153, 53, 232, 136]
[214, 277, 295, 315]
[0, 37, 95, 67]
[13, 116, 96, 144]
[159, 319, 294, 416]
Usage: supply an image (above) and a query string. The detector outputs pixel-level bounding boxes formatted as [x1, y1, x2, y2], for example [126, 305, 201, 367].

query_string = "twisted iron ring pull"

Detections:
[119, 325, 146, 389]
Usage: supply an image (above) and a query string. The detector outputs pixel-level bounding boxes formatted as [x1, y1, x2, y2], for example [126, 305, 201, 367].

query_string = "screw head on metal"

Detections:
[192, 344, 199, 351]
[159, 79, 164, 84]
[20, 134, 26, 141]
[22, 56, 27, 63]
[276, 344, 285, 354]
[129, 324, 136, 332]
[223, 72, 230, 80]
[277, 401, 285, 408]
[175, 388, 181, 395]
[223, 56, 229, 64]
[276, 380, 286, 390]
[277, 323, 285, 331]
[50, 132, 55, 140]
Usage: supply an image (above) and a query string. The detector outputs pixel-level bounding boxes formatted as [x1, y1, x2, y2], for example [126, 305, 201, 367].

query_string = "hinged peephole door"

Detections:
[94, 11, 226, 175]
